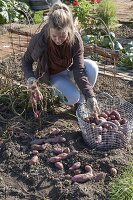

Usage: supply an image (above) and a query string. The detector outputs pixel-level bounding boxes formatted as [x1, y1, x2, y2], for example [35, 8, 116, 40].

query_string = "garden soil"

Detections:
[0, 1, 133, 200]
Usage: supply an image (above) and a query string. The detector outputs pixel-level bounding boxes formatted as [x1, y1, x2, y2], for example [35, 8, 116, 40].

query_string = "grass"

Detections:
[109, 164, 133, 200]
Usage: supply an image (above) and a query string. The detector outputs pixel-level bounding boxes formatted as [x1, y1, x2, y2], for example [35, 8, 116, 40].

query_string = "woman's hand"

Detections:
[86, 97, 100, 114]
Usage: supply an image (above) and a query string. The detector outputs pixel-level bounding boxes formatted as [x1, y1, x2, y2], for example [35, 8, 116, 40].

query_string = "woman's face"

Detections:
[50, 28, 68, 45]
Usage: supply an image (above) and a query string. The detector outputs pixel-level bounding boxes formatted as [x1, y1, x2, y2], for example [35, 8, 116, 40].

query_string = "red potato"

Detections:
[49, 153, 68, 163]
[32, 88, 43, 101]
[110, 115, 116, 120]
[72, 172, 94, 183]
[58, 153, 68, 159]
[102, 124, 110, 129]
[85, 165, 93, 173]
[111, 120, 120, 127]
[119, 118, 128, 125]
[69, 162, 81, 171]
[31, 144, 47, 151]
[110, 167, 117, 177]
[49, 156, 62, 163]
[28, 155, 39, 165]
[99, 112, 108, 119]
[55, 162, 64, 170]
[53, 147, 63, 155]
[104, 111, 110, 117]
[107, 117, 111, 121]
[34, 111, 41, 119]
[30, 136, 66, 145]
[110, 110, 121, 120]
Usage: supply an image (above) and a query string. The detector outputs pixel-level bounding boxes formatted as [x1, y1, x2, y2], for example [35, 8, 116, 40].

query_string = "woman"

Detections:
[22, 2, 99, 114]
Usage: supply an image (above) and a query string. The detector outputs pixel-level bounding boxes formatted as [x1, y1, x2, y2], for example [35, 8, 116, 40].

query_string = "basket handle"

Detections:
[96, 92, 113, 99]
[97, 121, 118, 129]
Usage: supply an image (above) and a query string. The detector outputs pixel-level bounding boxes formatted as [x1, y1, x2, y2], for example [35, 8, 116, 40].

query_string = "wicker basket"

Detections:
[76, 92, 133, 151]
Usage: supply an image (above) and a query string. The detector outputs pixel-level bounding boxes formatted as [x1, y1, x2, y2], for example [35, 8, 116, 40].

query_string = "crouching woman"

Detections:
[22, 2, 99, 113]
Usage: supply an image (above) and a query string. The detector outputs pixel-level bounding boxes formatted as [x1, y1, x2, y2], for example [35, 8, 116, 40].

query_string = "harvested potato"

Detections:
[28, 155, 39, 165]
[72, 172, 93, 183]
[49, 156, 62, 163]
[30, 136, 66, 145]
[58, 153, 68, 159]
[69, 162, 81, 171]
[110, 110, 121, 120]
[120, 118, 128, 125]
[85, 165, 93, 173]
[49, 153, 68, 163]
[55, 162, 64, 170]
[104, 111, 110, 117]
[110, 167, 117, 176]
[110, 115, 116, 120]
[31, 144, 47, 151]
[99, 112, 108, 119]
[53, 147, 63, 155]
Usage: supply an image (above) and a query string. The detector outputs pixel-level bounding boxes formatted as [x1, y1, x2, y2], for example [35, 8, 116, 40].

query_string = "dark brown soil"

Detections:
[0, 53, 133, 200]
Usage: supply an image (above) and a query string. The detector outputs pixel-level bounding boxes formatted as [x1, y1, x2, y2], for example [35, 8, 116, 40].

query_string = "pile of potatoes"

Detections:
[26, 132, 108, 184]
[48, 147, 107, 183]
[83, 110, 129, 149]
[27, 134, 66, 165]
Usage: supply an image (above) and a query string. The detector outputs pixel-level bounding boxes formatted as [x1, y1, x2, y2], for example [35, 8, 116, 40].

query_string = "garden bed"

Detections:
[0, 53, 133, 200]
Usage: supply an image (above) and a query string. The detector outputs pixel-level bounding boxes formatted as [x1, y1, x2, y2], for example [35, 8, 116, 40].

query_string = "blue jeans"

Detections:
[50, 59, 99, 105]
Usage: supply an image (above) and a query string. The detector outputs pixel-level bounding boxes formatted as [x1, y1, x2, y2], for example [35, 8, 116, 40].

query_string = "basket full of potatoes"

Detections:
[76, 93, 133, 151]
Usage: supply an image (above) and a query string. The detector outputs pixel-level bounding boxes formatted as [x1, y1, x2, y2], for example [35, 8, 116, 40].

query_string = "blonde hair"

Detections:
[47, 2, 75, 44]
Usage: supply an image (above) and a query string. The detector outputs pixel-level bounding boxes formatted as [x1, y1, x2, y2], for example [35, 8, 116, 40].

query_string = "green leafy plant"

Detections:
[0, 0, 31, 24]
[109, 165, 133, 200]
[96, 0, 118, 28]
[118, 41, 133, 69]
[33, 11, 44, 24]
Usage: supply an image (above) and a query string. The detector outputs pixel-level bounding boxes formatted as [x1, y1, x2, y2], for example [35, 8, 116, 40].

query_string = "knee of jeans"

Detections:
[66, 92, 80, 105]
[84, 59, 98, 71]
